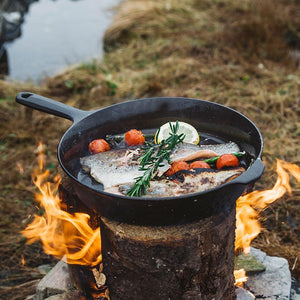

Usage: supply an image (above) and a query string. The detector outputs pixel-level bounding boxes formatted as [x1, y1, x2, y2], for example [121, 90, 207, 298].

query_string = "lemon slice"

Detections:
[154, 121, 199, 144]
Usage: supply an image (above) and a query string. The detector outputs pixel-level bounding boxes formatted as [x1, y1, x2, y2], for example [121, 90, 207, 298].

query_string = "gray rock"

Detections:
[235, 252, 266, 274]
[37, 264, 54, 275]
[2, 12, 23, 24]
[249, 247, 267, 262]
[43, 291, 85, 300]
[291, 278, 300, 300]
[236, 287, 256, 300]
[35, 260, 74, 300]
[247, 247, 291, 299]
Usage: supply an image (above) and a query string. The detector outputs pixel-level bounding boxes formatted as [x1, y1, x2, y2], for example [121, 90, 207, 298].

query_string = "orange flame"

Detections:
[22, 143, 102, 266]
[235, 159, 300, 253]
[21, 255, 26, 266]
[34, 142, 46, 170]
[234, 159, 299, 286]
[16, 162, 24, 175]
[234, 269, 248, 287]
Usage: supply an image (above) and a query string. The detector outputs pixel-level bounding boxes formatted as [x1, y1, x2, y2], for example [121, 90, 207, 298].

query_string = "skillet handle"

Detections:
[16, 92, 90, 123]
[232, 158, 265, 185]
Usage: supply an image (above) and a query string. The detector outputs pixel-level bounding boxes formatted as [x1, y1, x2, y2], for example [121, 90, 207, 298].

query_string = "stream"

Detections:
[0, 0, 121, 84]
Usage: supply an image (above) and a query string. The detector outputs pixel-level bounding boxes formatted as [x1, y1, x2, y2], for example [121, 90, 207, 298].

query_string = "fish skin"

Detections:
[199, 141, 240, 155]
[170, 142, 240, 162]
[80, 141, 241, 190]
[115, 167, 245, 197]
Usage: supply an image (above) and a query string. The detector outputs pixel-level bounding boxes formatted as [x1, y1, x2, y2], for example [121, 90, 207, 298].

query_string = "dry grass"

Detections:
[222, 0, 300, 61]
[0, 0, 299, 297]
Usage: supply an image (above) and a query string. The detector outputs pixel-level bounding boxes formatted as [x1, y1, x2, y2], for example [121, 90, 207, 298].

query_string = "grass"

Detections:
[0, 0, 299, 298]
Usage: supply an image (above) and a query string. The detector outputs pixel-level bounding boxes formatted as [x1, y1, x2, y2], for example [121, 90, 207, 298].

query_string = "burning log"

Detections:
[100, 211, 237, 299]
[58, 168, 109, 300]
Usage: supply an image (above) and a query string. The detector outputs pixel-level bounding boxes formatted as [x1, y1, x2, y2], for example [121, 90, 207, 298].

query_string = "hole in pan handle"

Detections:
[15, 92, 90, 123]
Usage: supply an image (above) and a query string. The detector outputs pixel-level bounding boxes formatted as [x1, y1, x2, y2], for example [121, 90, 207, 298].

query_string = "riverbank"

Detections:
[1, 0, 121, 82]
[0, 0, 299, 298]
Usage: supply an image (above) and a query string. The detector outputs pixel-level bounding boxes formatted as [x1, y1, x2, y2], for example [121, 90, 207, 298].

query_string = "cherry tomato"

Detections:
[166, 161, 190, 176]
[124, 129, 145, 146]
[216, 154, 239, 170]
[89, 139, 110, 154]
[190, 161, 210, 169]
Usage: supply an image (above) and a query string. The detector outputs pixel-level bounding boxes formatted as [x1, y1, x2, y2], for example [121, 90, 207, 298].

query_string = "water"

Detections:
[4, 0, 121, 84]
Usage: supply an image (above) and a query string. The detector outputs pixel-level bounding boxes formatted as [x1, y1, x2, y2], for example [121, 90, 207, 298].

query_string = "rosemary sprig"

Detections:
[126, 121, 185, 197]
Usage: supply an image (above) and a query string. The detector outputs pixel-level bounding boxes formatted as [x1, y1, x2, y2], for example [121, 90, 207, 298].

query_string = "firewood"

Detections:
[100, 209, 237, 300]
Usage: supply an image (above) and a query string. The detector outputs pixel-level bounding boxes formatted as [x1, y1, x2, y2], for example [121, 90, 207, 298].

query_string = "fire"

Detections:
[234, 159, 300, 286]
[22, 143, 102, 266]
[16, 162, 24, 174]
[21, 254, 26, 266]
[235, 159, 300, 254]
[234, 269, 248, 287]
[23, 144, 299, 285]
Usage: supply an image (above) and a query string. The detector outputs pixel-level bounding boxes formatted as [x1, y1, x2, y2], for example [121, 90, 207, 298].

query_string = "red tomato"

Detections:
[166, 161, 190, 176]
[89, 139, 110, 154]
[190, 161, 210, 169]
[124, 129, 145, 146]
[216, 154, 239, 170]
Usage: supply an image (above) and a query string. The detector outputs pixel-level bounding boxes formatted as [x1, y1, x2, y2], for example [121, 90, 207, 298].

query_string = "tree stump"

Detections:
[100, 208, 237, 300]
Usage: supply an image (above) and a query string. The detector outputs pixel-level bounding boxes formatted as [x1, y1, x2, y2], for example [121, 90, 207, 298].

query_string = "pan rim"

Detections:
[57, 96, 264, 202]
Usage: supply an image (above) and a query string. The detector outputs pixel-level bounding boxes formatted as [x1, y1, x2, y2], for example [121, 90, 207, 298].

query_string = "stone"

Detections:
[2, 12, 23, 25]
[35, 260, 74, 300]
[37, 264, 54, 275]
[245, 247, 291, 299]
[235, 252, 266, 274]
[43, 291, 86, 300]
[291, 278, 300, 300]
[236, 287, 255, 300]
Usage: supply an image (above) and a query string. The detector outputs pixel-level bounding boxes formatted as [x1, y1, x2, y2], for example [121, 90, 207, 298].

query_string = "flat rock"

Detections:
[235, 252, 266, 274]
[291, 278, 300, 300]
[236, 287, 255, 300]
[35, 260, 74, 300]
[246, 247, 291, 299]
[37, 264, 53, 275]
[43, 291, 86, 300]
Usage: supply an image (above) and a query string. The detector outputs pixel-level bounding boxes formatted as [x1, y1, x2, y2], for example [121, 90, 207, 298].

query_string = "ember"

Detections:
[21, 143, 102, 267]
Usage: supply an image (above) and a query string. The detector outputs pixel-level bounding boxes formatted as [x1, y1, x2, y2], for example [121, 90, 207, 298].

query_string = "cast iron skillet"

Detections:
[16, 92, 264, 225]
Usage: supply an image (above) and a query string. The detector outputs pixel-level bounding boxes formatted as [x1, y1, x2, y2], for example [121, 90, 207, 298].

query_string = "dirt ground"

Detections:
[0, 0, 299, 299]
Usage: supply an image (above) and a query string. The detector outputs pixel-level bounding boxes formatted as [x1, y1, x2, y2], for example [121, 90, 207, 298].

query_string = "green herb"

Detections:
[126, 121, 185, 197]
[203, 152, 245, 165]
